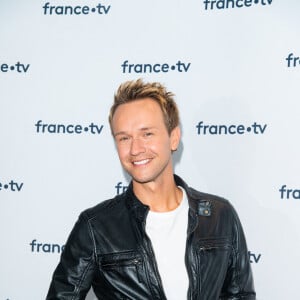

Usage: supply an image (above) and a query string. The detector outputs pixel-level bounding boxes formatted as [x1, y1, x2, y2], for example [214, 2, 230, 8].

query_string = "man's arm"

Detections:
[220, 205, 256, 300]
[46, 213, 96, 300]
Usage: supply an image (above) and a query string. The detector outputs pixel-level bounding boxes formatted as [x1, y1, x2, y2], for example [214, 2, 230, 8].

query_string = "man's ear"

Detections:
[170, 126, 181, 151]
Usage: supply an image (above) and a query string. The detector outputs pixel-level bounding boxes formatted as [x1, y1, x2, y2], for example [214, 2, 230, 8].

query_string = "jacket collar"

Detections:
[124, 174, 212, 223]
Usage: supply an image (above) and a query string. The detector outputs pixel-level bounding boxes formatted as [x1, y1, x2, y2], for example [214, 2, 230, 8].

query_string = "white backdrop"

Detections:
[1, 1, 300, 299]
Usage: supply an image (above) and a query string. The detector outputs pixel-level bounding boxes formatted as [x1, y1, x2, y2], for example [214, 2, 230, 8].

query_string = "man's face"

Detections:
[111, 98, 180, 185]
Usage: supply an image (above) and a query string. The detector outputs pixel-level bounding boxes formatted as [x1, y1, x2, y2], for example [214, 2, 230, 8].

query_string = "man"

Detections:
[47, 79, 255, 299]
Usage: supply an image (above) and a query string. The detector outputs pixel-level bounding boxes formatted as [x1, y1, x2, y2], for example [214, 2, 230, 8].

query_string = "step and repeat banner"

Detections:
[1, 1, 299, 299]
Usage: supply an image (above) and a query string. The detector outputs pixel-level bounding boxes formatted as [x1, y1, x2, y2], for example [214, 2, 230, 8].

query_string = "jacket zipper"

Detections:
[102, 257, 143, 284]
[101, 258, 141, 268]
[186, 209, 200, 300]
[186, 233, 193, 300]
[142, 220, 167, 300]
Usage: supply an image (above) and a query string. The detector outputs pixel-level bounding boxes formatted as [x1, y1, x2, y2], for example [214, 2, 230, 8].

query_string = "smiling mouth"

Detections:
[132, 159, 150, 166]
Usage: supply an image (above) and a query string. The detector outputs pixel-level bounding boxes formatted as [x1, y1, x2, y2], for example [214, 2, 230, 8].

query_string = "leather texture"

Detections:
[46, 175, 256, 300]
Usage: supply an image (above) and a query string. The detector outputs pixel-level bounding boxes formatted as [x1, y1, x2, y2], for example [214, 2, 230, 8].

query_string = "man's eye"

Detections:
[144, 132, 153, 137]
[119, 136, 129, 142]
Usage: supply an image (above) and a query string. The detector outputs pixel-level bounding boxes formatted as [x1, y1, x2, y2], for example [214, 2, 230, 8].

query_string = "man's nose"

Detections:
[130, 137, 146, 155]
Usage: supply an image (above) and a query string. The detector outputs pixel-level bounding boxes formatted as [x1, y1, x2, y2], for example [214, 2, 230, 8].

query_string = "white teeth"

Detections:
[133, 159, 149, 165]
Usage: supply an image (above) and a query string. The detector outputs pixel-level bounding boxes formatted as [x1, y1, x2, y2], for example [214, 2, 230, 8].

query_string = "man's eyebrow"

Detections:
[114, 127, 157, 137]
[140, 127, 157, 131]
[113, 131, 127, 137]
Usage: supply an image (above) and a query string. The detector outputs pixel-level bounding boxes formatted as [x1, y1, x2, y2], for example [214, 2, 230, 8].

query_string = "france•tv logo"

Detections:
[0, 61, 30, 73]
[30, 239, 64, 253]
[0, 180, 23, 192]
[203, 0, 272, 10]
[115, 182, 128, 195]
[279, 185, 300, 200]
[286, 53, 300, 68]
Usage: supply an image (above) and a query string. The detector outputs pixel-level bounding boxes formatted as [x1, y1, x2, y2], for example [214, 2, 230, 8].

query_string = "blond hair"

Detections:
[109, 79, 179, 134]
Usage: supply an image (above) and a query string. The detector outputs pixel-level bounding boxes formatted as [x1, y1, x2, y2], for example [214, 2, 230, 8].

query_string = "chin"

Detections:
[132, 177, 152, 184]
[131, 174, 155, 185]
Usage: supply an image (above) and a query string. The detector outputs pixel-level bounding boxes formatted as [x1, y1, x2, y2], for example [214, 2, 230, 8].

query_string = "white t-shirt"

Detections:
[145, 187, 189, 299]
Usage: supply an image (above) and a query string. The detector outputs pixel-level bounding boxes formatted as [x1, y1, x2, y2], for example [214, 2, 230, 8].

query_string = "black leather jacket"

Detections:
[47, 175, 255, 299]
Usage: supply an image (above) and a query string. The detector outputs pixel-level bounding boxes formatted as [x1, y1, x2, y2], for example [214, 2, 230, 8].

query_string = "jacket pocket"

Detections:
[197, 237, 231, 251]
[196, 237, 232, 298]
[100, 251, 143, 283]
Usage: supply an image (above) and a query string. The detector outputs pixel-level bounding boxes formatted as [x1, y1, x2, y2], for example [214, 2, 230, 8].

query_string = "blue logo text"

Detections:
[121, 60, 191, 74]
[196, 121, 267, 135]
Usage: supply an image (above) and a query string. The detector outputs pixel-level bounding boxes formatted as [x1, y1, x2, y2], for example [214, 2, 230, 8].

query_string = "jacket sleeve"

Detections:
[46, 212, 96, 300]
[220, 204, 256, 300]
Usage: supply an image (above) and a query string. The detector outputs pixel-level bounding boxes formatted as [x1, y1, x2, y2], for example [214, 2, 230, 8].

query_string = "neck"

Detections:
[132, 176, 183, 212]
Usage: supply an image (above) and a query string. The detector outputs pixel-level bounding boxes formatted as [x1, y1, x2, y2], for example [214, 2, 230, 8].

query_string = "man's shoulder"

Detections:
[80, 193, 128, 221]
[187, 186, 231, 206]
[187, 185, 226, 202]
[184, 185, 242, 237]
[176, 174, 233, 211]
[186, 185, 234, 212]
